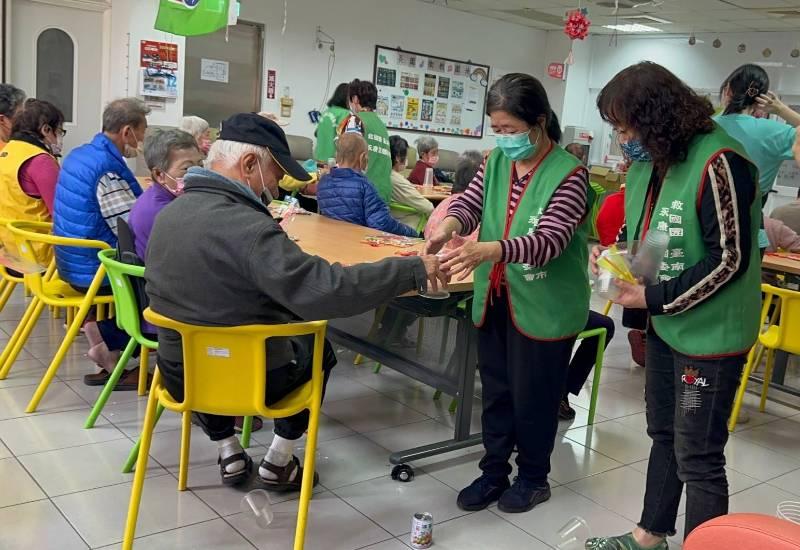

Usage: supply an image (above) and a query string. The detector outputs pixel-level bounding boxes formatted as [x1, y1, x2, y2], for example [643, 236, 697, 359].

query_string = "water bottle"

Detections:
[630, 230, 670, 285]
[241, 489, 274, 529]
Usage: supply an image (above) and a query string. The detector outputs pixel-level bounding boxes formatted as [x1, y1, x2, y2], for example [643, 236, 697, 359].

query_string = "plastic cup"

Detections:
[423, 167, 434, 188]
[556, 516, 591, 549]
[241, 489, 274, 529]
[777, 500, 800, 525]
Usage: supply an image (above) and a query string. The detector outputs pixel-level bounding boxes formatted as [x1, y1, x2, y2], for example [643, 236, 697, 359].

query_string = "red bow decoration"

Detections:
[564, 10, 591, 40]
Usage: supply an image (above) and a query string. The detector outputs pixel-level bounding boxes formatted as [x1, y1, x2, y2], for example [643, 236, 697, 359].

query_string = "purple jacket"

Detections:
[128, 183, 176, 260]
[128, 184, 175, 335]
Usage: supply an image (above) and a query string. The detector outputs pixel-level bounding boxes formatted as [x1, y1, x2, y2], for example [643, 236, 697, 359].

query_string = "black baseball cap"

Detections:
[219, 113, 311, 182]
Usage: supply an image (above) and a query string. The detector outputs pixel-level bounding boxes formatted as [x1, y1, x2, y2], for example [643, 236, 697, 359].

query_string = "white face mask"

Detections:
[49, 134, 63, 156]
[256, 161, 273, 204]
[123, 128, 142, 159]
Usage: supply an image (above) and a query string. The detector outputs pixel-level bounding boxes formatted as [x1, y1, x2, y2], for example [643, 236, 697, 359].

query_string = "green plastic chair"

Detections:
[389, 202, 429, 234]
[84, 249, 158, 429]
[84, 250, 254, 473]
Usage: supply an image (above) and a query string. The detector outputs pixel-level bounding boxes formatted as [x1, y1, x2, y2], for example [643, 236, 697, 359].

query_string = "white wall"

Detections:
[548, 30, 800, 164]
[108, 0, 186, 127]
[238, 0, 548, 153]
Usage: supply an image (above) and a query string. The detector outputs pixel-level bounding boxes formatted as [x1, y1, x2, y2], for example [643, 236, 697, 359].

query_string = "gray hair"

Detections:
[102, 98, 150, 133]
[143, 129, 199, 171]
[453, 150, 483, 194]
[179, 115, 209, 140]
[206, 139, 271, 168]
[0, 84, 26, 117]
[415, 136, 439, 156]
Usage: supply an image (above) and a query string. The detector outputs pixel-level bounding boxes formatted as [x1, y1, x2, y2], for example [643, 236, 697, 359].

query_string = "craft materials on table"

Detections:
[362, 234, 423, 248]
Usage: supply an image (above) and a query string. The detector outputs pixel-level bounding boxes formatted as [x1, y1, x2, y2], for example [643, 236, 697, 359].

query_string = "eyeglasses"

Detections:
[55, 128, 67, 137]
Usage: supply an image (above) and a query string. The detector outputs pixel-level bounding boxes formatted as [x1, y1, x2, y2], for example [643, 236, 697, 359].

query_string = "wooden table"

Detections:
[286, 210, 480, 471]
[286, 212, 473, 293]
[763, 253, 800, 277]
[414, 185, 452, 202]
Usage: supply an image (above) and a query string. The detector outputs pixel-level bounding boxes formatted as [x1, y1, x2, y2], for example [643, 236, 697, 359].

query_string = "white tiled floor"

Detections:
[1, 288, 800, 549]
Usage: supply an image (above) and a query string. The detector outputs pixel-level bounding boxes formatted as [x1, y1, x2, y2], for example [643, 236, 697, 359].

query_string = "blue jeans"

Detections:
[638, 330, 745, 539]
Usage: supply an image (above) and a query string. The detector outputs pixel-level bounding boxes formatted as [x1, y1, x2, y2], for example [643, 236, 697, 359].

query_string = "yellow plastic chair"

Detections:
[0, 217, 28, 313]
[123, 308, 327, 550]
[0, 221, 113, 413]
[728, 284, 800, 431]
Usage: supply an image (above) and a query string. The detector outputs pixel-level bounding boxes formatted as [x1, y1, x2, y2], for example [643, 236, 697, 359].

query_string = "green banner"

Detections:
[154, 0, 230, 37]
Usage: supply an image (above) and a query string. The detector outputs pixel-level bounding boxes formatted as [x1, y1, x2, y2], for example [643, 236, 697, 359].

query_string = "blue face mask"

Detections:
[496, 128, 538, 161]
[621, 139, 651, 162]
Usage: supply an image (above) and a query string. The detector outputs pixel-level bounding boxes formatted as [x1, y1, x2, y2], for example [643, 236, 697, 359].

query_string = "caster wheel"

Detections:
[391, 464, 414, 482]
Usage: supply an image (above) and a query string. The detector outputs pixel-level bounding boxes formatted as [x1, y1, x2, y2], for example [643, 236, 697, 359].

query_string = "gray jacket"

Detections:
[145, 167, 427, 368]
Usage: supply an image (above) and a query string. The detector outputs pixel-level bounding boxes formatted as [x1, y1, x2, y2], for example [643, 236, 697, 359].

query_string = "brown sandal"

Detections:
[258, 455, 318, 492]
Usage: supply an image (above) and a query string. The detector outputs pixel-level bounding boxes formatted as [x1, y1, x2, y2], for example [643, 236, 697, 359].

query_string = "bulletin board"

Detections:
[372, 45, 490, 139]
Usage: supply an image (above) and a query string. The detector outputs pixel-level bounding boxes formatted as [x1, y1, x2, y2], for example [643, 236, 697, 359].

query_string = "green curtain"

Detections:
[154, 0, 229, 37]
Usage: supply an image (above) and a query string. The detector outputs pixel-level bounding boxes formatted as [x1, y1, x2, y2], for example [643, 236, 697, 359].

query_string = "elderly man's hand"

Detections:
[420, 254, 449, 293]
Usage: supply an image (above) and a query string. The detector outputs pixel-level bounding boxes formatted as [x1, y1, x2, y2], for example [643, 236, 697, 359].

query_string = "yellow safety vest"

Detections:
[0, 140, 54, 266]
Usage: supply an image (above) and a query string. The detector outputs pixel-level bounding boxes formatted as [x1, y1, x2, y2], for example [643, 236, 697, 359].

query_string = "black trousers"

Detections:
[159, 336, 337, 442]
[565, 310, 616, 397]
[477, 291, 577, 485]
[639, 330, 745, 539]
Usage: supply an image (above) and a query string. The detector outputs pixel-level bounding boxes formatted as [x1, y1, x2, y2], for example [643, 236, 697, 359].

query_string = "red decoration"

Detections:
[564, 10, 591, 41]
[547, 63, 565, 79]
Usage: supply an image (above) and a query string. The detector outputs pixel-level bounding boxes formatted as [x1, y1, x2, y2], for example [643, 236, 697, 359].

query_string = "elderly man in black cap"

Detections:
[145, 113, 445, 488]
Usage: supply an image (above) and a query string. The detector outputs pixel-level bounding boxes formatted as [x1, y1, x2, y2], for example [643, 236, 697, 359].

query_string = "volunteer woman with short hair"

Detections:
[587, 62, 761, 549]
[426, 73, 591, 514]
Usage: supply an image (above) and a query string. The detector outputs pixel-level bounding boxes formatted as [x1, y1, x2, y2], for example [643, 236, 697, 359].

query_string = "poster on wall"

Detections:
[139, 40, 179, 98]
[200, 58, 229, 83]
[373, 45, 490, 138]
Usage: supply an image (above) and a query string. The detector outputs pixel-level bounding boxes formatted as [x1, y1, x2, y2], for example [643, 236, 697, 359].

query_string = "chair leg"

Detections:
[84, 339, 138, 429]
[123, 403, 165, 473]
[728, 345, 761, 432]
[240, 416, 253, 449]
[138, 347, 149, 396]
[432, 389, 442, 401]
[355, 305, 388, 366]
[587, 330, 607, 426]
[96, 303, 106, 322]
[373, 363, 382, 374]
[65, 306, 74, 328]
[122, 370, 162, 550]
[0, 280, 17, 312]
[760, 348, 776, 413]
[27, 267, 106, 413]
[448, 397, 458, 414]
[0, 297, 45, 380]
[178, 411, 192, 491]
[294, 402, 321, 550]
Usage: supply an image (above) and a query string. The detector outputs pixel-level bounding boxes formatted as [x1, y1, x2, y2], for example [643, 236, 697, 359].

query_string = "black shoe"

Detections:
[497, 478, 551, 513]
[558, 399, 576, 420]
[456, 474, 510, 511]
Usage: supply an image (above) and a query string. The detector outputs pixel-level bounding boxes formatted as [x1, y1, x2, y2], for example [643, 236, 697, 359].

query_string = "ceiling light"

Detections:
[602, 23, 663, 32]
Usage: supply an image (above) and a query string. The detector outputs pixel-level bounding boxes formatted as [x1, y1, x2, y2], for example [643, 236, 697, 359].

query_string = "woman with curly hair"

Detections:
[586, 62, 761, 549]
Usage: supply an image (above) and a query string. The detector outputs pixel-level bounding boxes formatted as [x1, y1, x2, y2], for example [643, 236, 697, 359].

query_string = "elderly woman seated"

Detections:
[408, 135, 440, 185]
[179, 115, 211, 156]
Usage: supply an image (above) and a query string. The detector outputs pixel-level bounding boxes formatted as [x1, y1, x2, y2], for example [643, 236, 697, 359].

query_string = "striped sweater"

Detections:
[447, 158, 589, 266]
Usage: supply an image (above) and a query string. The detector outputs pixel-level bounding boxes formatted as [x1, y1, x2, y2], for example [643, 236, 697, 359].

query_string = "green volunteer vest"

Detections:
[314, 106, 350, 161]
[625, 125, 761, 357]
[473, 146, 592, 340]
[356, 111, 393, 204]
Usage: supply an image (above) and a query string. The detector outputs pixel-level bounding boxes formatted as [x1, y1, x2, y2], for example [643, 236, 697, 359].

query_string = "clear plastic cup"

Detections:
[423, 167, 434, 188]
[556, 516, 591, 549]
[241, 489, 274, 529]
[777, 500, 800, 525]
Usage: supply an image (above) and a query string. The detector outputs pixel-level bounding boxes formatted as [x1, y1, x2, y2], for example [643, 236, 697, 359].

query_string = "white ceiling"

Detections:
[420, 0, 800, 34]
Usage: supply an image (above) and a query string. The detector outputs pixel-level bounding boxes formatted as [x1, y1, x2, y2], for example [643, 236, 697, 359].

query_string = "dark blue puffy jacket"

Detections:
[317, 168, 417, 237]
[54, 133, 142, 287]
